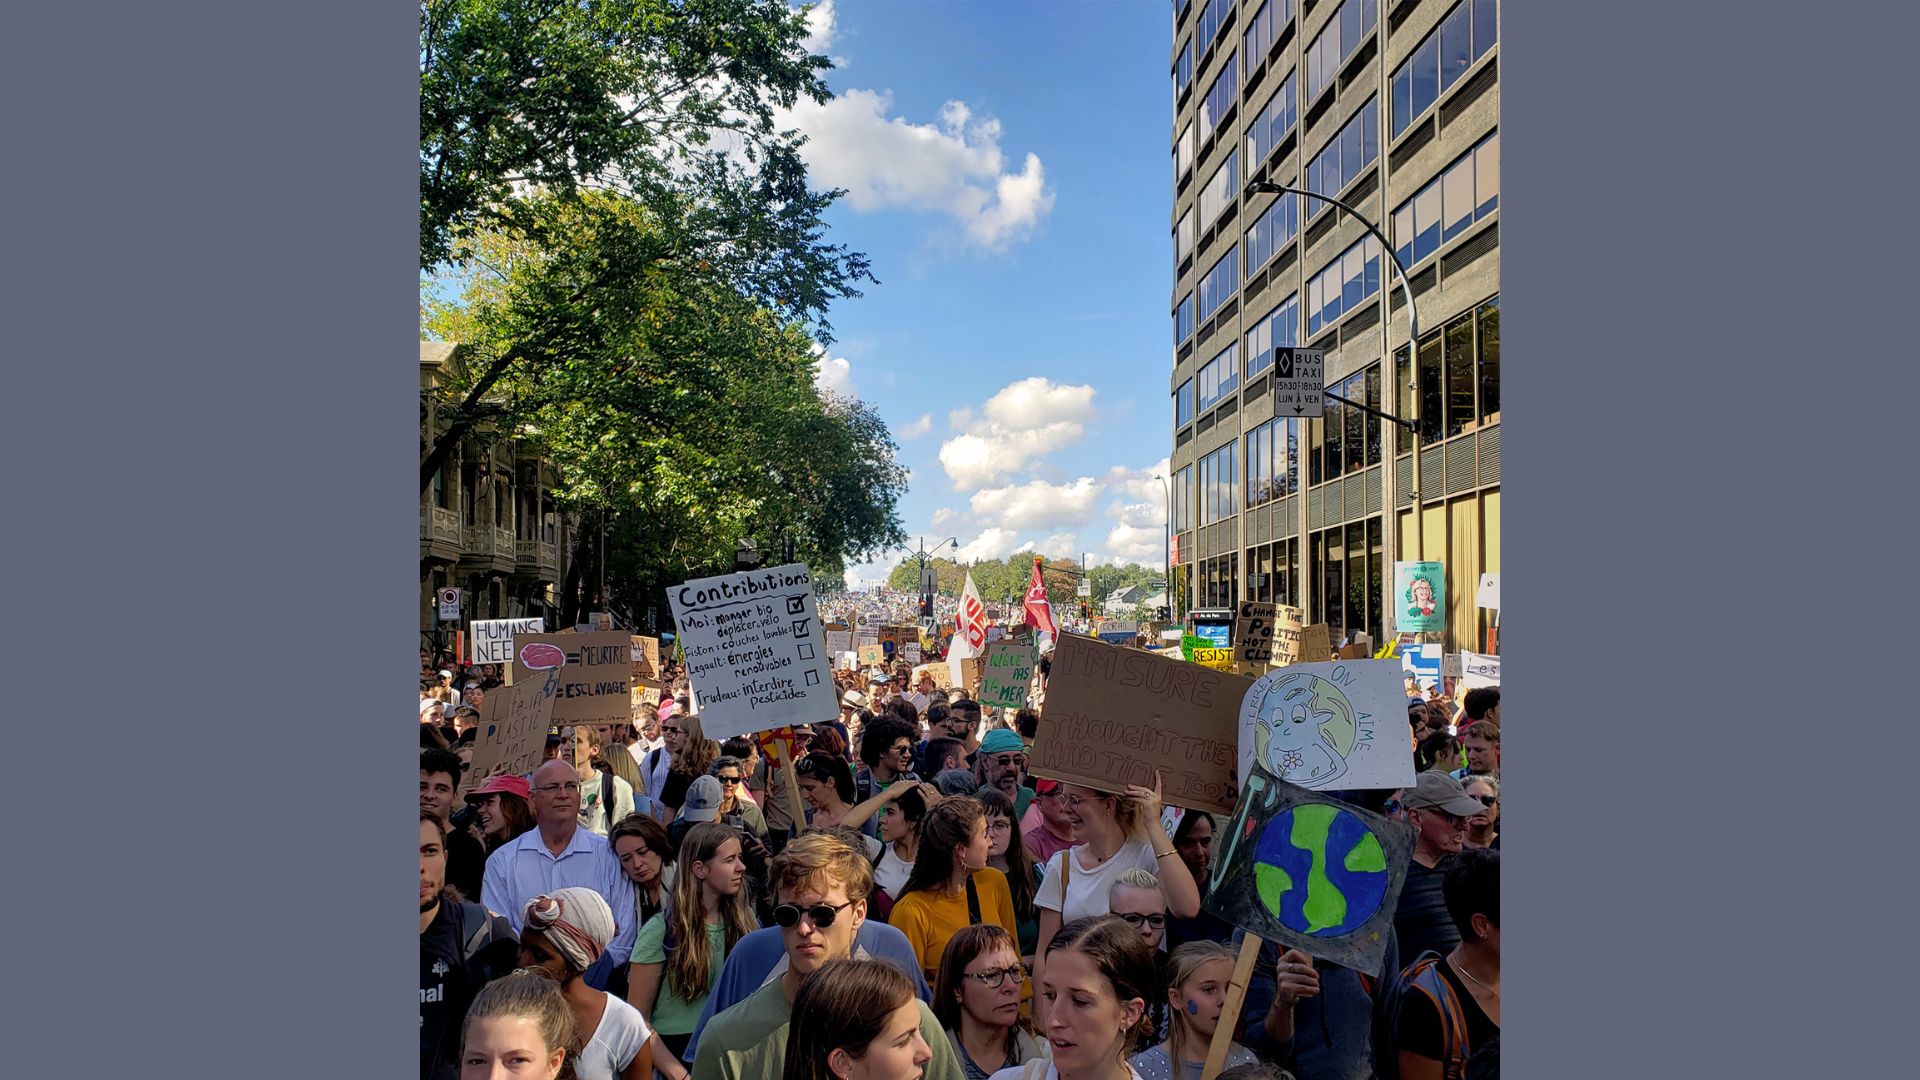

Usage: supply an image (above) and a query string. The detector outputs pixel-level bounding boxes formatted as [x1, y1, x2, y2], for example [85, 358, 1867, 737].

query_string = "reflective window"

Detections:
[1196, 0, 1236, 56]
[1245, 71, 1298, 170]
[1245, 415, 1300, 505]
[1390, 133, 1498, 268]
[1199, 53, 1240, 146]
[1197, 343, 1240, 412]
[1305, 0, 1378, 102]
[1172, 464, 1195, 533]
[1305, 97, 1377, 216]
[1241, 0, 1294, 77]
[1245, 191, 1300, 277]
[1305, 234, 1382, 337]
[1199, 150, 1239, 232]
[1174, 292, 1195, 346]
[1245, 292, 1300, 378]
[1176, 207, 1195, 265]
[1175, 378, 1195, 429]
[1175, 122, 1195, 182]
[1199, 441, 1239, 525]
[1391, 0, 1498, 135]
[1175, 37, 1194, 100]
[1198, 245, 1240, 322]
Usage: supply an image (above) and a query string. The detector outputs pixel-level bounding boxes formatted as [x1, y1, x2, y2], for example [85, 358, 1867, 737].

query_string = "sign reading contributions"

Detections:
[668, 563, 836, 742]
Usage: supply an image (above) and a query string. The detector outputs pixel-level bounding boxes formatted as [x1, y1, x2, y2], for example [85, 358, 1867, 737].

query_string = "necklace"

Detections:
[1454, 956, 1500, 998]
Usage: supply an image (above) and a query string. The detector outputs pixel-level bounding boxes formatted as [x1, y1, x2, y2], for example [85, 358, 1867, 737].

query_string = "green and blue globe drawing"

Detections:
[1251, 803, 1390, 936]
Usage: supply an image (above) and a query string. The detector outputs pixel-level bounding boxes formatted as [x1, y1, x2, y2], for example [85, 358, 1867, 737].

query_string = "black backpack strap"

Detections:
[458, 902, 490, 964]
[965, 874, 981, 925]
[600, 765, 618, 829]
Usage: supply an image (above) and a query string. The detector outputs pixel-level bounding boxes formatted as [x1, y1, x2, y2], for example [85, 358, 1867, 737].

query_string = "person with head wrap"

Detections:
[516, 888, 665, 1080]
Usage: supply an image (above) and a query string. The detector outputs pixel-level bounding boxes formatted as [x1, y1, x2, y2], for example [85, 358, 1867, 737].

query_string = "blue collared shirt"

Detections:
[480, 823, 637, 968]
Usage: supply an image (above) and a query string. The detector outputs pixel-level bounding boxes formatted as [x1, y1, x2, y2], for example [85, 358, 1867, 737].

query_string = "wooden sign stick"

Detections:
[773, 736, 807, 834]
[1201, 933, 1264, 1080]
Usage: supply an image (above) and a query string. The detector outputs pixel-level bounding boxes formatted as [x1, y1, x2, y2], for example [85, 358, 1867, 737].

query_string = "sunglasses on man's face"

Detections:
[772, 900, 855, 929]
[1472, 794, 1498, 807]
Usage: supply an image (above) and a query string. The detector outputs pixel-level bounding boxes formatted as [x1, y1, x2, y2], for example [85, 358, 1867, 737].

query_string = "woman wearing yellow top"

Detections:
[889, 796, 1023, 994]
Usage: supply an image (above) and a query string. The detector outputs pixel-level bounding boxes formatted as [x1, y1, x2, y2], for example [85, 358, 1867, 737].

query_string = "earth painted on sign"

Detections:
[1251, 803, 1390, 936]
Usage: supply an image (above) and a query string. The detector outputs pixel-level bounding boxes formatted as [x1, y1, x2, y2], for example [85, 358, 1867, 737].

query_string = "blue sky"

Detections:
[788, 1, 1176, 586]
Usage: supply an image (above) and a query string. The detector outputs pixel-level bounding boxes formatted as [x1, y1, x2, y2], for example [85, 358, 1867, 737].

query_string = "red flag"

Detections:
[1023, 557, 1057, 636]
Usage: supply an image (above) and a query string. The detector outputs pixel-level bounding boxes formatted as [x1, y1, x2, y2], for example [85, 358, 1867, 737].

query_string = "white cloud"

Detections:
[798, 0, 840, 56]
[811, 342, 856, 398]
[956, 527, 1025, 563]
[970, 477, 1101, 531]
[895, 413, 933, 440]
[778, 89, 1055, 250]
[1039, 533, 1082, 560]
[841, 554, 893, 590]
[1102, 521, 1166, 566]
[930, 507, 962, 528]
[937, 377, 1098, 489]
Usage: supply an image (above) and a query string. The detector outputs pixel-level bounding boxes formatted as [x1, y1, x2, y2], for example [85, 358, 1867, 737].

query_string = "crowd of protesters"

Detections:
[421, 633, 1502, 1080]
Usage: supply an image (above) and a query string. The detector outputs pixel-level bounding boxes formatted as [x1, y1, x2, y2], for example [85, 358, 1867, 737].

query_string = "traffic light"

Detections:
[1156, 606, 1171, 621]
[1080, 601, 1091, 619]
[920, 592, 934, 618]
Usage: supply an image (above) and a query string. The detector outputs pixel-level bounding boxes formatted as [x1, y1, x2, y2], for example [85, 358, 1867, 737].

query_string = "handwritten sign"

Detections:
[1238, 659, 1415, 793]
[1298, 623, 1332, 665]
[858, 644, 886, 667]
[978, 639, 1037, 709]
[1192, 647, 1237, 672]
[471, 617, 544, 666]
[1030, 633, 1249, 815]
[667, 563, 838, 742]
[1462, 651, 1500, 688]
[465, 680, 559, 792]
[630, 636, 661, 682]
[510, 631, 632, 725]
[825, 628, 853, 657]
[1233, 602, 1279, 665]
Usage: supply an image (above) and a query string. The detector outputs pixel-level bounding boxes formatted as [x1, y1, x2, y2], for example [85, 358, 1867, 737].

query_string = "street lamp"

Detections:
[1244, 171, 1428, 617]
[1153, 472, 1172, 623]
[901, 536, 958, 628]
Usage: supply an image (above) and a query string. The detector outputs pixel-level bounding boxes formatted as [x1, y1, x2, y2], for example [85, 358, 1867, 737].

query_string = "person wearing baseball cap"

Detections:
[1392, 771, 1483, 959]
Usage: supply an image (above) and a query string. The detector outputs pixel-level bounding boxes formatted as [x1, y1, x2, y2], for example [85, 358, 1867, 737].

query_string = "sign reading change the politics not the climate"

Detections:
[668, 563, 836, 742]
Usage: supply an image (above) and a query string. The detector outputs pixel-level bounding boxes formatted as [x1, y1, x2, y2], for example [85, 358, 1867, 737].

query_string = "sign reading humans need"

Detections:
[667, 563, 837, 742]
[1270, 347, 1325, 418]
[471, 617, 543, 665]
[510, 631, 632, 725]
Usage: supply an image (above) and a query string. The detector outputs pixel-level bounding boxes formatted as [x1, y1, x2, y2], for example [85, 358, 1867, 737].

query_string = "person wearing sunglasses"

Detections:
[1462, 775, 1499, 851]
[688, 834, 965, 1080]
[932, 925, 1049, 1080]
[708, 757, 770, 847]
[1391, 772, 1484, 963]
[972, 730, 1033, 822]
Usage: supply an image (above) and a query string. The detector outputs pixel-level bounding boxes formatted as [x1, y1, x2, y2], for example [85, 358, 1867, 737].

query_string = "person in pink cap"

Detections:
[466, 773, 537, 859]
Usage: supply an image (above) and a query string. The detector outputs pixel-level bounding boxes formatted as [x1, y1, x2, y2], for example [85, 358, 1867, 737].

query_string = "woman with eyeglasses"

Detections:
[1030, 774, 1200, 1012]
[890, 798, 1022, 989]
[661, 714, 720, 815]
[977, 789, 1040, 967]
[933, 925, 1050, 1080]
[628, 821, 757, 1074]
[1462, 775, 1499, 850]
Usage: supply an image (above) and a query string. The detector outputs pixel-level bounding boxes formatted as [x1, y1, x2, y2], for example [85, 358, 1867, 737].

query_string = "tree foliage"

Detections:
[884, 554, 1161, 615]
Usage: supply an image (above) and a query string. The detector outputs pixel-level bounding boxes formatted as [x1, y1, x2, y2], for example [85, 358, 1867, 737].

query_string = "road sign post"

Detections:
[1270, 347, 1325, 418]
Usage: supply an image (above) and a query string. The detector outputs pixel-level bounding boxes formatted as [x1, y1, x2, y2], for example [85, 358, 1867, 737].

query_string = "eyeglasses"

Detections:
[1116, 912, 1166, 930]
[961, 963, 1027, 989]
[662, 726, 686, 735]
[534, 781, 582, 795]
[990, 755, 1026, 769]
[717, 775, 743, 787]
[987, 819, 1013, 834]
[890, 742, 913, 755]
[772, 900, 855, 929]
[1381, 799, 1404, 816]
[1472, 795, 1498, 807]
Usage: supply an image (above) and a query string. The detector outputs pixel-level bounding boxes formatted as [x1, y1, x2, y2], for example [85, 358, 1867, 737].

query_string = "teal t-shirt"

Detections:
[634, 914, 727, 1035]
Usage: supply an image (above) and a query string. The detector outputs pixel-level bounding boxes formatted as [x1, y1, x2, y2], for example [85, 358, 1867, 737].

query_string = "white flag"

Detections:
[947, 572, 989, 662]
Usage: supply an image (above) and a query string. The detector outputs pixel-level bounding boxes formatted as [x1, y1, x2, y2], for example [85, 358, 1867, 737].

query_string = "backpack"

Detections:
[1377, 951, 1472, 1080]
[452, 901, 499, 974]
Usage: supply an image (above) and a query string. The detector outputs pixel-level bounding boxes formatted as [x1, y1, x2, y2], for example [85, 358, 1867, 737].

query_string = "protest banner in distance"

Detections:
[510, 631, 632, 725]
[472, 617, 544, 665]
[1237, 659, 1415, 793]
[824, 627, 853, 657]
[1204, 763, 1413, 974]
[667, 563, 837, 742]
[630, 636, 661, 682]
[902, 642, 922, 665]
[978, 639, 1037, 709]
[1393, 561, 1446, 633]
[1298, 624, 1333, 664]
[1462, 651, 1500, 688]
[1476, 572, 1500, 611]
[1030, 633, 1249, 815]
[465, 679, 560, 793]
[1261, 605, 1305, 666]
[1192, 647, 1237, 672]
[1400, 642, 1442, 692]
[1233, 602, 1279, 665]
[857, 644, 886, 667]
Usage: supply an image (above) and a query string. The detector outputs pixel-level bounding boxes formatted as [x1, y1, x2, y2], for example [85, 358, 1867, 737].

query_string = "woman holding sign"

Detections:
[1030, 773, 1199, 1013]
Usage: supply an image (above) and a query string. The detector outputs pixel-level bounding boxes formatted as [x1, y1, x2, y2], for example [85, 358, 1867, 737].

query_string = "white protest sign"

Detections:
[1401, 642, 1443, 691]
[824, 628, 853, 657]
[1238, 659, 1415, 792]
[471, 617, 543, 665]
[1476, 573, 1500, 611]
[668, 563, 837, 742]
[1443, 652, 1464, 679]
[1462, 651, 1501, 688]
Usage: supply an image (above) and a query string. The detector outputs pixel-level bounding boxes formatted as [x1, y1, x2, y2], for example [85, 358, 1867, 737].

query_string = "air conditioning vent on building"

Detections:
[1366, 466, 1384, 514]
[1389, 115, 1437, 172]
[1478, 425, 1500, 486]
[1446, 436, 1477, 495]
[1440, 59, 1497, 129]
[1307, 487, 1323, 530]
[1341, 302, 1381, 340]
[1441, 222, 1498, 277]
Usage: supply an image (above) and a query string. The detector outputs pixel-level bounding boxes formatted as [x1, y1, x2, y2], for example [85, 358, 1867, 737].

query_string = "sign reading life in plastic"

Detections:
[668, 563, 837, 741]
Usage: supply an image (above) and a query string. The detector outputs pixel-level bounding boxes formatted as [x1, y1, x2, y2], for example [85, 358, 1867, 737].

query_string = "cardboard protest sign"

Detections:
[1462, 651, 1500, 688]
[1298, 624, 1332, 665]
[902, 642, 922, 664]
[510, 631, 633, 725]
[1192, 647, 1237, 672]
[667, 563, 838, 742]
[465, 679, 560, 792]
[1400, 642, 1442, 692]
[1394, 561, 1446, 633]
[1233, 602, 1279, 665]
[1030, 633, 1249, 815]
[858, 644, 886, 667]
[1261, 605, 1304, 666]
[1475, 572, 1500, 611]
[1237, 660, 1416, 793]
[825, 628, 853, 657]
[978, 639, 1037, 709]
[1204, 764, 1414, 975]
[629, 636, 661, 682]
[471, 617, 544, 665]
[1442, 653, 1463, 679]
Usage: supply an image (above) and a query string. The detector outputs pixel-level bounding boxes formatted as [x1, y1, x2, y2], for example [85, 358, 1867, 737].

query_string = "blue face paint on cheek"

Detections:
[1185, 999, 1200, 1016]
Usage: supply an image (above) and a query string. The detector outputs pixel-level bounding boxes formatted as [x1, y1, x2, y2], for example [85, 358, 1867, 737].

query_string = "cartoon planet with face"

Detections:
[1244, 672, 1359, 787]
[1251, 802, 1390, 937]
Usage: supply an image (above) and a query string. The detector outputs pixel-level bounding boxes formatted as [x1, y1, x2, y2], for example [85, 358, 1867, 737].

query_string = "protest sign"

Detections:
[629, 636, 661, 682]
[471, 617, 544, 666]
[1261, 605, 1304, 666]
[1400, 642, 1442, 692]
[1462, 651, 1501, 688]
[1204, 764, 1414, 975]
[1192, 647, 1237, 672]
[1238, 659, 1416, 792]
[1298, 624, 1332, 665]
[978, 639, 1037, 709]
[510, 631, 632, 726]
[465, 679, 560, 793]
[667, 563, 838, 742]
[902, 642, 922, 665]
[1476, 572, 1500, 611]
[1233, 602, 1279, 665]
[1180, 633, 1212, 662]
[1393, 561, 1446, 633]
[986, 625, 1006, 644]
[858, 644, 886, 667]
[1442, 653, 1463, 679]
[1030, 633, 1249, 815]
[824, 628, 853, 657]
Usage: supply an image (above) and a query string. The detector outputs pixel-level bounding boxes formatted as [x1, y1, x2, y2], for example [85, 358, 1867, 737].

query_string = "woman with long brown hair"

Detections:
[661, 714, 720, 813]
[610, 813, 676, 931]
[464, 774, 536, 856]
[889, 797, 1020, 986]
[627, 821, 757, 1067]
[977, 789, 1040, 966]
[996, 917, 1156, 1080]
[933, 925, 1049, 1080]
[783, 957, 934, 1080]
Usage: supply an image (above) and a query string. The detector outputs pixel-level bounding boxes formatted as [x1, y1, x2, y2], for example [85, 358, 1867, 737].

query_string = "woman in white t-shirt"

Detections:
[841, 779, 939, 901]
[1030, 771, 1199, 1011]
[515, 889, 656, 1080]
